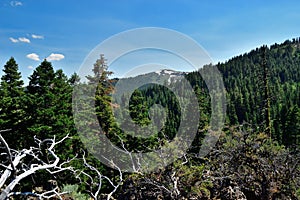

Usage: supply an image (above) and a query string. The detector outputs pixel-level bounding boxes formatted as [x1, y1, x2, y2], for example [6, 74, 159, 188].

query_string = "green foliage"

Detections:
[216, 39, 300, 148]
[1, 37, 300, 199]
[207, 125, 300, 199]
[0, 57, 25, 149]
[119, 159, 212, 199]
[297, 188, 300, 199]
[62, 184, 90, 200]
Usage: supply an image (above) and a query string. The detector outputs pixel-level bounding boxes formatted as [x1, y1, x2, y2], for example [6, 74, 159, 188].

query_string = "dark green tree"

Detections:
[0, 57, 25, 148]
[68, 72, 80, 86]
[282, 105, 300, 148]
[25, 59, 56, 140]
[261, 46, 272, 137]
[129, 89, 150, 126]
[27, 59, 55, 94]
[26, 61, 77, 144]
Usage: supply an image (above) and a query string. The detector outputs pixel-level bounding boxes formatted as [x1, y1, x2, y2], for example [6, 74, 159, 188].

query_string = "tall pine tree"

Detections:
[25, 59, 56, 140]
[86, 54, 115, 133]
[0, 57, 25, 148]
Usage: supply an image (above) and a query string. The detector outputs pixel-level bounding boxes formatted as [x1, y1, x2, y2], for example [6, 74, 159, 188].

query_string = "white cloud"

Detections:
[18, 37, 30, 43]
[27, 65, 34, 69]
[9, 37, 19, 43]
[10, 1, 22, 7]
[31, 34, 44, 39]
[26, 53, 40, 61]
[9, 37, 31, 43]
[46, 53, 65, 61]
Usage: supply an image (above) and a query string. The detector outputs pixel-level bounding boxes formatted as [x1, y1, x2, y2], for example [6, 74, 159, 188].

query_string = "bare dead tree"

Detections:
[0, 129, 139, 200]
[0, 130, 75, 199]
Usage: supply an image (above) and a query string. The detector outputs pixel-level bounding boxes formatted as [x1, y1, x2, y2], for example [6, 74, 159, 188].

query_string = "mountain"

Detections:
[112, 69, 186, 102]
[115, 38, 300, 148]
[110, 38, 300, 199]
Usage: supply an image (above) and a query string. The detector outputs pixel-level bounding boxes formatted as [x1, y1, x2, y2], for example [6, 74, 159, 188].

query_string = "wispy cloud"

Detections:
[31, 34, 44, 39]
[9, 37, 19, 43]
[46, 53, 65, 61]
[9, 37, 30, 43]
[10, 1, 22, 7]
[18, 37, 30, 43]
[26, 53, 40, 61]
[27, 65, 34, 69]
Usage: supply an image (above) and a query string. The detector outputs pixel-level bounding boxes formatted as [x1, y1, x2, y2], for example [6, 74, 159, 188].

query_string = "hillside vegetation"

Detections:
[0, 39, 299, 199]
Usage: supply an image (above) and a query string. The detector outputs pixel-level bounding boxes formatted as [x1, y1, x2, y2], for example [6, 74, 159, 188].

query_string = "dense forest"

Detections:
[0, 38, 299, 199]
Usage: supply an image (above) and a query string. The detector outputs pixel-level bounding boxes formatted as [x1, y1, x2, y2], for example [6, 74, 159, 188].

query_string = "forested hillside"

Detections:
[217, 39, 300, 148]
[0, 39, 299, 199]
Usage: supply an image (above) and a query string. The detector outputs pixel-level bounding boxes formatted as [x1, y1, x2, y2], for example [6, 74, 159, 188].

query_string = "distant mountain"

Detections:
[112, 37, 300, 147]
[195, 38, 300, 147]
[112, 69, 186, 101]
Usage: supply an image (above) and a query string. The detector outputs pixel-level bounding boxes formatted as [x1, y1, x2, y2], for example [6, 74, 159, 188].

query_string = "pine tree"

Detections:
[68, 72, 80, 86]
[129, 89, 150, 126]
[27, 59, 55, 94]
[52, 69, 75, 136]
[282, 105, 300, 148]
[261, 46, 272, 138]
[25, 59, 56, 140]
[86, 54, 113, 86]
[0, 57, 25, 148]
[86, 54, 115, 133]
[24, 60, 85, 189]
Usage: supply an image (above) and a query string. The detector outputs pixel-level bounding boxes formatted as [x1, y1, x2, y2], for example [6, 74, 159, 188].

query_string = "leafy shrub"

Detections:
[61, 184, 90, 200]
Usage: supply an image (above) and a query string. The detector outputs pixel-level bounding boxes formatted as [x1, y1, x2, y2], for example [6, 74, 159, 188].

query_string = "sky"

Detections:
[1, 0, 300, 83]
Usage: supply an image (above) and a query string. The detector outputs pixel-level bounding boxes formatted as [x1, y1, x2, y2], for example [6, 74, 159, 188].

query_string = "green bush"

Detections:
[61, 184, 90, 200]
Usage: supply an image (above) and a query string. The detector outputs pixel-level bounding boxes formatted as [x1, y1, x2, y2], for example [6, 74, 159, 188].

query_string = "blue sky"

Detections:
[1, 0, 300, 83]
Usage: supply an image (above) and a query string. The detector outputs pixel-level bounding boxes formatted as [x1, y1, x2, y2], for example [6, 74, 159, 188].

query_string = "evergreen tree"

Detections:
[129, 89, 150, 126]
[68, 72, 80, 86]
[282, 105, 300, 148]
[25, 59, 56, 140]
[27, 59, 55, 94]
[261, 46, 272, 137]
[87, 54, 115, 133]
[0, 57, 25, 148]
[24, 60, 86, 189]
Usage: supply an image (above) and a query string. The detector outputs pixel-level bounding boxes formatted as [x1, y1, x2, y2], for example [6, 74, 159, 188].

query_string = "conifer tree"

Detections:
[261, 46, 272, 138]
[86, 54, 115, 133]
[0, 57, 24, 148]
[27, 59, 55, 94]
[68, 72, 80, 86]
[25, 59, 56, 140]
